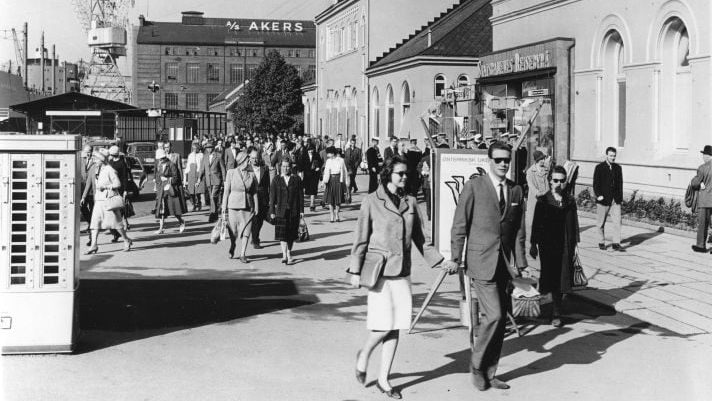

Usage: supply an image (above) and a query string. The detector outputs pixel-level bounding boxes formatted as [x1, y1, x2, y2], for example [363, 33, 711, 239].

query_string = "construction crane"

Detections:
[0, 26, 25, 78]
[72, 0, 134, 103]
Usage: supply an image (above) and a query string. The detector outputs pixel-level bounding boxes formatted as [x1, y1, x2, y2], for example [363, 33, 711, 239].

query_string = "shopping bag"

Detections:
[511, 277, 541, 318]
[297, 217, 310, 242]
[572, 248, 588, 289]
[124, 198, 136, 218]
[104, 193, 125, 211]
[210, 216, 225, 244]
[220, 215, 229, 241]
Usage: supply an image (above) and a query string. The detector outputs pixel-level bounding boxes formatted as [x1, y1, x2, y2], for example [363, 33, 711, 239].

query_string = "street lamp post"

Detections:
[148, 80, 160, 108]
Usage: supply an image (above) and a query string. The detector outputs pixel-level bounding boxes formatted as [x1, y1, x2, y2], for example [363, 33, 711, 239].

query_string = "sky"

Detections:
[0, 0, 331, 71]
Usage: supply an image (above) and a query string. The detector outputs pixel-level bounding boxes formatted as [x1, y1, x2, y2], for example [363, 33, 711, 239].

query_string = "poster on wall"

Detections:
[433, 149, 491, 261]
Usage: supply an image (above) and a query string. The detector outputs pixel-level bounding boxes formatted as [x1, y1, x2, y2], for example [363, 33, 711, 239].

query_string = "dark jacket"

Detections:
[383, 146, 397, 163]
[366, 147, 381, 171]
[343, 147, 362, 173]
[593, 161, 623, 205]
[252, 164, 270, 214]
[691, 160, 712, 208]
[199, 151, 227, 187]
[269, 175, 304, 218]
[109, 156, 130, 194]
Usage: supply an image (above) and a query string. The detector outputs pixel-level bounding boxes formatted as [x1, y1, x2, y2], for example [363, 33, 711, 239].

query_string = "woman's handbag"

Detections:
[210, 215, 226, 244]
[105, 192, 124, 211]
[297, 217, 310, 242]
[511, 277, 541, 318]
[572, 248, 588, 289]
[124, 198, 136, 218]
[358, 250, 388, 289]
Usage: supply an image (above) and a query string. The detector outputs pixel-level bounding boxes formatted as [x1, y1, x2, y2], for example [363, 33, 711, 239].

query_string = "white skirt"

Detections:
[367, 277, 412, 331]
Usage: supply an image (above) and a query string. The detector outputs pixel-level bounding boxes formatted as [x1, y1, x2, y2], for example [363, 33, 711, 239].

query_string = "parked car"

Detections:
[127, 142, 158, 172]
[125, 156, 148, 200]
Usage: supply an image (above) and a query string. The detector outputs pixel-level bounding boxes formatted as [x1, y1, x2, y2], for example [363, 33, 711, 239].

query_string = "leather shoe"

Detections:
[470, 366, 489, 391]
[489, 378, 510, 390]
[598, 243, 606, 250]
[612, 243, 624, 251]
[375, 383, 402, 399]
[252, 242, 262, 250]
[355, 350, 366, 385]
[692, 245, 709, 253]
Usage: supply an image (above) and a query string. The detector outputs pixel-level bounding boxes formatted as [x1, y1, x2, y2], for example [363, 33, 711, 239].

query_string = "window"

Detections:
[458, 74, 470, 87]
[186, 63, 200, 83]
[434, 74, 446, 98]
[165, 47, 172, 56]
[207, 63, 221, 82]
[165, 93, 178, 109]
[371, 87, 380, 138]
[295, 49, 301, 58]
[251, 48, 259, 57]
[207, 93, 219, 107]
[308, 49, 315, 58]
[659, 18, 691, 150]
[401, 81, 411, 117]
[601, 31, 625, 148]
[287, 49, 294, 58]
[165, 63, 178, 81]
[247, 64, 258, 80]
[386, 85, 394, 137]
[295, 65, 303, 78]
[229, 64, 244, 84]
[208, 47, 220, 56]
[229, 47, 241, 57]
[186, 93, 199, 110]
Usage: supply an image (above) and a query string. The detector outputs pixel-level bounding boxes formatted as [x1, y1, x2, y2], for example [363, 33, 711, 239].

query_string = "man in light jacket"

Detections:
[692, 145, 712, 253]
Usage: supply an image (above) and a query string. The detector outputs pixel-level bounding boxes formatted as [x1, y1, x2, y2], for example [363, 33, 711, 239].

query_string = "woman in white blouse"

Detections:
[322, 146, 350, 222]
[184, 142, 205, 211]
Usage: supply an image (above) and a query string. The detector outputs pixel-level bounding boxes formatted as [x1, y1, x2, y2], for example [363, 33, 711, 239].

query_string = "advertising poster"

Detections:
[433, 149, 490, 261]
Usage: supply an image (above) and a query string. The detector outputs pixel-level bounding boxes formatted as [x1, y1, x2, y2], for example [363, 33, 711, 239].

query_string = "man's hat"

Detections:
[204, 141, 215, 148]
[474, 134, 483, 141]
[371, 137, 381, 142]
[701, 145, 712, 156]
[108, 145, 120, 156]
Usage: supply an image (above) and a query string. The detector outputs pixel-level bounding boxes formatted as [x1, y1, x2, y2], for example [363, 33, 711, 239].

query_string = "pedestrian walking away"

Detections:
[154, 149, 186, 235]
[691, 145, 712, 253]
[269, 159, 304, 265]
[444, 141, 527, 392]
[593, 146, 624, 251]
[529, 165, 581, 327]
[222, 152, 259, 263]
[348, 156, 444, 400]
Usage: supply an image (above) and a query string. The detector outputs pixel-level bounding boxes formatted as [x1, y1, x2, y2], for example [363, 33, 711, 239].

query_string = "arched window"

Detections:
[458, 74, 470, 87]
[349, 88, 358, 139]
[332, 92, 339, 135]
[386, 85, 395, 137]
[305, 99, 311, 135]
[371, 87, 380, 139]
[401, 81, 411, 118]
[601, 30, 626, 148]
[660, 18, 691, 150]
[434, 74, 446, 98]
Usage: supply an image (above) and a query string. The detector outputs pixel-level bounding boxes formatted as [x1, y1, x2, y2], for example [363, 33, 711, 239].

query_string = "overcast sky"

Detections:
[0, 0, 330, 70]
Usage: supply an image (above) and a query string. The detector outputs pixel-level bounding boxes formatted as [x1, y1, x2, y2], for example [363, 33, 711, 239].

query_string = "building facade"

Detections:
[311, 0, 463, 142]
[26, 57, 79, 95]
[490, 0, 711, 199]
[132, 11, 316, 112]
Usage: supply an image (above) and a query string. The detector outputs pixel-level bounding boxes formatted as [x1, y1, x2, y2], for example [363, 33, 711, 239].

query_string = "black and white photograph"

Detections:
[1, 0, 711, 400]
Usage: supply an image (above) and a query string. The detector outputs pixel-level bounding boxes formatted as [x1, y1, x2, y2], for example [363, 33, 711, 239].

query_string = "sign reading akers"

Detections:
[226, 20, 304, 32]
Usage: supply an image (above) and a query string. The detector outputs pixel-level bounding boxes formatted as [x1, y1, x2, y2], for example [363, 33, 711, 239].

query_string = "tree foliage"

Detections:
[232, 50, 303, 134]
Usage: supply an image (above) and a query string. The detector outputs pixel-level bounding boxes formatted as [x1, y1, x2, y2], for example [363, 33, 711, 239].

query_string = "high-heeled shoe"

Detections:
[355, 350, 366, 385]
[123, 239, 133, 252]
[281, 258, 287, 264]
[84, 247, 98, 255]
[376, 383, 402, 399]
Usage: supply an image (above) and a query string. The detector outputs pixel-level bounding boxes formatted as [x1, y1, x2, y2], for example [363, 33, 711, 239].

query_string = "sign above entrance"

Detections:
[225, 20, 304, 32]
[479, 50, 551, 78]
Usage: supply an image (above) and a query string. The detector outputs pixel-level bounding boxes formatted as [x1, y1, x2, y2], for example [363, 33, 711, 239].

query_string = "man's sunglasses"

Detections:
[492, 158, 511, 164]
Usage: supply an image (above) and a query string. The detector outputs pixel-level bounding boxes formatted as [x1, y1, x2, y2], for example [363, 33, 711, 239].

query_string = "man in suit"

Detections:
[366, 138, 382, 193]
[270, 139, 291, 175]
[593, 146, 624, 251]
[383, 137, 398, 163]
[444, 141, 527, 392]
[224, 138, 241, 170]
[248, 147, 270, 249]
[691, 145, 712, 253]
[343, 137, 362, 195]
[198, 141, 226, 223]
[406, 139, 422, 196]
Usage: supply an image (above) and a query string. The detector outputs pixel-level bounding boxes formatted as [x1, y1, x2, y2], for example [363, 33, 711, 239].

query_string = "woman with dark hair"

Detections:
[302, 146, 322, 212]
[529, 165, 581, 327]
[348, 156, 444, 399]
[269, 159, 304, 265]
[322, 146, 349, 222]
[154, 149, 186, 234]
[185, 142, 205, 211]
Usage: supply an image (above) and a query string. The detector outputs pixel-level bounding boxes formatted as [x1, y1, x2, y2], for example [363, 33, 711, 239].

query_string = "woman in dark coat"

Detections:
[269, 158, 304, 265]
[301, 146, 322, 211]
[154, 149, 186, 234]
[529, 165, 580, 327]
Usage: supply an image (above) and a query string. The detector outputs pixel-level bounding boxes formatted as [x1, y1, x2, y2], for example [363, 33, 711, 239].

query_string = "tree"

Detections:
[232, 50, 303, 134]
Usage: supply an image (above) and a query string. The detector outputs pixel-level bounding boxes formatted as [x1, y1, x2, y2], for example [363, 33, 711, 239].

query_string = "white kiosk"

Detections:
[0, 134, 81, 354]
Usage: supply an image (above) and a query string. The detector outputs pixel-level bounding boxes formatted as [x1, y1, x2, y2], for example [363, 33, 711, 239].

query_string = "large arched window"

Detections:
[349, 88, 358, 139]
[660, 17, 691, 150]
[371, 87, 380, 139]
[386, 85, 394, 137]
[434, 74, 446, 98]
[601, 30, 626, 148]
[401, 81, 411, 118]
[458, 74, 470, 87]
[332, 92, 339, 136]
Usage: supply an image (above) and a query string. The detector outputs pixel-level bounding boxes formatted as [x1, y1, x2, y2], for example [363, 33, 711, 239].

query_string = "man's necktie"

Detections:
[499, 183, 506, 215]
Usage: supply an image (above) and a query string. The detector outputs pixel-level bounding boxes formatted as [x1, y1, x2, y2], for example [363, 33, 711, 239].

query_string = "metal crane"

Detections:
[0, 27, 25, 77]
[72, 0, 134, 103]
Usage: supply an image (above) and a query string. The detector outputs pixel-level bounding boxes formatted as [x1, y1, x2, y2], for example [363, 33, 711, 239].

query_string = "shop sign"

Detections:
[443, 84, 477, 102]
[479, 50, 551, 78]
[226, 20, 304, 32]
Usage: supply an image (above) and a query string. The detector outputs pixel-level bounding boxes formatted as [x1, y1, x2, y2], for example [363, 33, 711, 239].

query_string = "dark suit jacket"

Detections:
[344, 147, 362, 173]
[450, 175, 527, 280]
[366, 147, 381, 171]
[593, 161, 623, 205]
[224, 148, 241, 170]
[199, 152, 226, 187]
[692, 160, 712, 208]
[383, 146, 397, 163]
[271, 149, 290, 168]
[252, 164, 270, 213]
[269, 175, 304, 218]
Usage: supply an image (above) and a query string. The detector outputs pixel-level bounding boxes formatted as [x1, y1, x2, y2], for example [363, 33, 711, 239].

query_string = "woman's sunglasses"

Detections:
[393, 171, 408, 177]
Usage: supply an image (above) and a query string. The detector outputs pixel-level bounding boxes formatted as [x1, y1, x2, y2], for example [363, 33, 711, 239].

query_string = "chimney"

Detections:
[138, 14, 145, 26]
[23, 22, 28, 88]
[52, 44, 56, 94]
[40, 31, 45, 92]
[181, 11, 204, 25]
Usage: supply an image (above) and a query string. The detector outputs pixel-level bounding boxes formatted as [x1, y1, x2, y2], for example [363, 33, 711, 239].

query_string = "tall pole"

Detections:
[23, 22, 28, 88]
[51, 44, 56, 95]
[40, 31, 45, 92]
[62, 61, 67, 93]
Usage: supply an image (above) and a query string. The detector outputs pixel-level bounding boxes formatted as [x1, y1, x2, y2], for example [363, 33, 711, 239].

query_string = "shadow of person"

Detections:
[620, 230, 664, 249]
[498, 322, 652, 382]
[389, 348, 472, 390]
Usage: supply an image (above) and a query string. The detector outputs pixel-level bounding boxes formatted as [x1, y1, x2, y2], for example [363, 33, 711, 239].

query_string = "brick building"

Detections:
[132, 11, 316, 111]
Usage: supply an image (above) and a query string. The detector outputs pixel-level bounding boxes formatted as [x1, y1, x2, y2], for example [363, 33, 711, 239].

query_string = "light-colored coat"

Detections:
[222, 168, 258, 211]
[692, 160, 712, 208]
[349, 185, 443, 277]
[450, 175, 527, 280]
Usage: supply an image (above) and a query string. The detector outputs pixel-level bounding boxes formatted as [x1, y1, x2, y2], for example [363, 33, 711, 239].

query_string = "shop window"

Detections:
[186, 93, 199, 110]
[164, 93, 178, 109]
[458, 74, 470, 87]
[434, 74, 446, 98]
[165, 63, 178, 81]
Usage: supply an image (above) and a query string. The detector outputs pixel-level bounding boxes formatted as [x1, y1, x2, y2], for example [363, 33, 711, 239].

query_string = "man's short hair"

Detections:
[605, 146, 617, 155]
[487, 141, 512, 159]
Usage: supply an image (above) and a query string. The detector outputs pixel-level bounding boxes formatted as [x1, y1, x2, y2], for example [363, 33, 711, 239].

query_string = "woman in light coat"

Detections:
[347, 156, 444, 399]
[84, 149, 133, 254]
[222, 152, 259, 263]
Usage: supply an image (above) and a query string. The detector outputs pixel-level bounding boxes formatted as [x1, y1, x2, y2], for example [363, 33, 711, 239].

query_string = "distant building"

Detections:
[132, 11, 316, 111]
[25, 49, 79, 95]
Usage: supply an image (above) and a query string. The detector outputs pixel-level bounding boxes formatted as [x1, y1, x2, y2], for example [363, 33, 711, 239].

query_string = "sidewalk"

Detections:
[548, 215, 712, 336]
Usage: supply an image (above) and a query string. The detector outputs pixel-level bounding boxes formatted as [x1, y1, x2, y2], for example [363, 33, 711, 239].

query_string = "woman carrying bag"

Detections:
[529, 165, 581, 328]
[154, 149, 186, 234]
[222, 152, 259, 263]
[347, 156, 444, 399]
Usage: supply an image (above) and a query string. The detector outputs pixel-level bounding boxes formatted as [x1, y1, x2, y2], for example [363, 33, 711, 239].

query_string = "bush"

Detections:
[576, 188, 697, 230]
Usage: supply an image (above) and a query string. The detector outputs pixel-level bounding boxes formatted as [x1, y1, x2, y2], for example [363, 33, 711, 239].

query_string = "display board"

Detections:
[432, 149, 490, 261]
